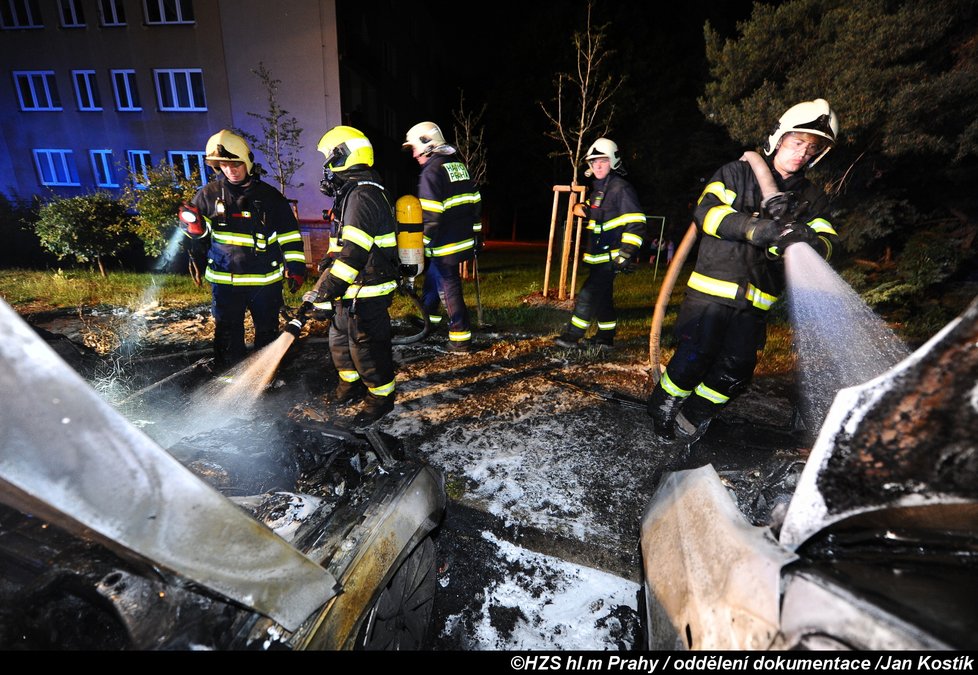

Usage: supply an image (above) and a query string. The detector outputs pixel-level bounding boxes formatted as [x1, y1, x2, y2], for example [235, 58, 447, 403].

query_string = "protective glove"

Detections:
[302, 291, 335, 322]
[776, 223, 819, 254]
[284, 269, 305, 293]
[572, 202, 588, 219]
[178, 202, 207, 239]
[612, 251, 633, 273]
[746, 218, 781, 248]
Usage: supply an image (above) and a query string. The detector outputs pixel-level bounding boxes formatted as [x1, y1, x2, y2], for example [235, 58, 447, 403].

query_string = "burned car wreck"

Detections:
[0, 299, 446, 650]
[640, 295, 978, 650]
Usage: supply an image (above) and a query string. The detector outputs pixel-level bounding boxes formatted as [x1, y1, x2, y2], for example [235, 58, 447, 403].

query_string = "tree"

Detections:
[539, 0, 623, 186]
[123, 160, 200, 258]
[452, 90, 488, 188]
[34, 192, 136, 277]
[244, 62, 304, 197]
[699, 0, 978, 319]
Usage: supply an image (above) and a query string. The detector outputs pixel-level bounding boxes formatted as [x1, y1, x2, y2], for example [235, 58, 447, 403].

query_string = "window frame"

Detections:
[90, 149, 119, 188]
[72, 70, 102, 111]
[127, 150, 152, 189]
[33, 148, 80, 186]
[154, 68, 206, 112]
[97, 0, 125, 26]
[0, 0, 43, 29]
[143, 0, 194, 25]
[13, 70, 62, 111]
[57, 0, 84, 27]
[168, 150, 207, 188]
[111, 69, 141, 111]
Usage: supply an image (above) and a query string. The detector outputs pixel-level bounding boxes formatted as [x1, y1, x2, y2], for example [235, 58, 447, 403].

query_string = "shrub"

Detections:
[34, 192, 137, 277]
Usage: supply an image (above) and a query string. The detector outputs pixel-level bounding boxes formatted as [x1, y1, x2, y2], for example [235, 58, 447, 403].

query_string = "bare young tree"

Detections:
[452, 90, 488, 188]
[245, 62, 304, 197]
[539, 0, 623, 186]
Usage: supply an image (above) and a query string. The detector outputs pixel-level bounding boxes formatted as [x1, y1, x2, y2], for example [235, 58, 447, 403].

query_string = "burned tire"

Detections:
[357, 535, 437, 650]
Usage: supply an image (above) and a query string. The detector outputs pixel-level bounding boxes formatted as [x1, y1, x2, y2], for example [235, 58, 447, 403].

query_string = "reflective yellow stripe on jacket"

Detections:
[687, 271, 778, 311]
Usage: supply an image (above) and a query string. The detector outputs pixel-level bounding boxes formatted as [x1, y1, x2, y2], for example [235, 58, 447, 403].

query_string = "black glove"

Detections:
[760, 192, 796, 220]
[776, 223, 819, 253]
[284, 269, 305, 293]
[746, 218, 782, 248]
[612, 251, 633, 273]
[302, 291, 335, 321]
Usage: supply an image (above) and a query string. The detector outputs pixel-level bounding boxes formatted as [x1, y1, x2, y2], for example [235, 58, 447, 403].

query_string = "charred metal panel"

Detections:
[0, 299, 337, 631]
[781, 295, 978, 550]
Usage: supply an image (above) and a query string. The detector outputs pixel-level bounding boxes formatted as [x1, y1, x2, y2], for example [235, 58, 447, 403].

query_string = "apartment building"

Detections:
[0, 0, 443, 225]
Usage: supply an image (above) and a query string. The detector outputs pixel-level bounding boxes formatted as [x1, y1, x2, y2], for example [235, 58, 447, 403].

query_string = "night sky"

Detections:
[422, 1, 760, 240]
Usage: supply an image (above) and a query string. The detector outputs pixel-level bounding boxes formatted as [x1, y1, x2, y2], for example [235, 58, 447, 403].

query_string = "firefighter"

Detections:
[180, 129, 306, 367]
[647, 98, 840, 443]
[402, 121, 482, 353]
[303, 126, 399, 427]
[554, 138, 647, 350]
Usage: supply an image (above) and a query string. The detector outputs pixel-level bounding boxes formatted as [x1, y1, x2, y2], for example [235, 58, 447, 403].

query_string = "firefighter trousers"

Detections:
[565, 264, 617, 341]
[211, 282, 282, 365]
[660, 297, 767, 425]
[422, 257, 472, 346]
[329, 296, 395, 400]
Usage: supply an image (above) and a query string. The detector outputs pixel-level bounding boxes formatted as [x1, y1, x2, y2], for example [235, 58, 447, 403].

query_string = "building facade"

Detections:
[1, 0, 450, 228]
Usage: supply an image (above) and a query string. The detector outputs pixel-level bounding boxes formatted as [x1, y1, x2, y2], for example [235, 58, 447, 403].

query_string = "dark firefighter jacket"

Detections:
[690, 156, 838, 312]
[418, 153, 481, 265]
[318, 167, 399, 302]
[581, 172, 646, 265]
[191, 176, 306, 287]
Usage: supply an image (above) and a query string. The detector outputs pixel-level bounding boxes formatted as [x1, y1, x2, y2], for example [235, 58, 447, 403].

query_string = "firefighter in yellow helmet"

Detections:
[302, 126, 400, 427]
[402, 121, 482, 352]
[647, 99, 841, 444]
[180, 129, 306, 367]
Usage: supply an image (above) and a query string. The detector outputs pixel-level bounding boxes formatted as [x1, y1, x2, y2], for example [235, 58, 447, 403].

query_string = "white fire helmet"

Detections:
[204, 130, 255, 175]
[402, 121, 454, 157]
[584, 138, 622, 171]
[764, 98, 839, 168]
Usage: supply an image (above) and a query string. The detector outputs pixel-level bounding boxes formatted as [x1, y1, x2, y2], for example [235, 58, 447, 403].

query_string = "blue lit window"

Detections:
[13, 71, 62, 111]
[143, 0, 193, 25]
[127, 150, 152, 188]
[154, 69, 206, 111]
[34, 149, 80, 186]
[98, 0, 124, 26]
[168, 150, 207, 188]
[72, 70, 102, 111]
[1, 0, 43, 29]
[111, 69, 141, 111]
[58, 0, 84, 27]
[91, 150, 119, 187]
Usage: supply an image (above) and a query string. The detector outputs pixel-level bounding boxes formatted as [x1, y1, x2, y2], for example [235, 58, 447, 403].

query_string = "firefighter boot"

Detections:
[647, 385, 685, 441]
[325, 380, 366, 406]
[554, 327, 584, 349]
[353, 393, 395, 428]
[673, 394, 717, 445]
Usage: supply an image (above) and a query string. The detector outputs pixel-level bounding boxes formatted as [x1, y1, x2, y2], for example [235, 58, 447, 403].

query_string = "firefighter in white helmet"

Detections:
[647, 99, 841, 444]
[403, 121, 482, 353]
[302, 126, 400, 427]
[554, 137, 647, 350]
[180, 129, 306, 367]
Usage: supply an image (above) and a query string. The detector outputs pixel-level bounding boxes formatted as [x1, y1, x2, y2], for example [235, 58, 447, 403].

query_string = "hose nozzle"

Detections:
[283, 301, 314, 337]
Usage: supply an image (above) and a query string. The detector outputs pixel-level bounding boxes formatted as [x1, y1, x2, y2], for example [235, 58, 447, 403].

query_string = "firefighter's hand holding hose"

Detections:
[775, 223, 819, 254]
[302, 289, 336, 322]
